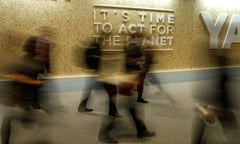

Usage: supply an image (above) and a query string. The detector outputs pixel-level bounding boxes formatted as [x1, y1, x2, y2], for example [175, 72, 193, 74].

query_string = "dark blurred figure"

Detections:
[126, 32, 172, 104]
[78, 77, 98, 112]
[1, 36, 51, 144]
[37, 26, 66, 113]
[125, 33, 149, 103]
[98, 80, 156, 143]
[98, 33, 155, 143]
[77, 40, 119, 116]
[77, 41, 101, 112]
[192, 54, 240, 144]
[103, 82, 120, 117]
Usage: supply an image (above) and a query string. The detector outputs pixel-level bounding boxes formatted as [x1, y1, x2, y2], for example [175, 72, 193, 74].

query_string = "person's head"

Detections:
[23, 36, 38, 57]
[35, 39, 50, 63]
[130, 32, 144, 40]
[23, 36, 50, 61]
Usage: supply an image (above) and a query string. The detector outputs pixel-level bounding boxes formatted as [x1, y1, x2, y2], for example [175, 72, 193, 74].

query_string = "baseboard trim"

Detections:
[1, 67, 240, 93]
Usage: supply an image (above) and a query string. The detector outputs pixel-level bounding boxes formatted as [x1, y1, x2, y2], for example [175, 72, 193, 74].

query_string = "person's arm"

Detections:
[4, 74, 45, 86]
[194, 103, 215, 123]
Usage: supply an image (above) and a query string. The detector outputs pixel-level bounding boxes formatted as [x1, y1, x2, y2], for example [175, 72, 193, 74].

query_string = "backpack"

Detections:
[84, 43, 102, 70]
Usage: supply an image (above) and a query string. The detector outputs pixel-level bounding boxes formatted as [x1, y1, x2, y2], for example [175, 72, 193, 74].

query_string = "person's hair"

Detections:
[23, 36, 38, 56]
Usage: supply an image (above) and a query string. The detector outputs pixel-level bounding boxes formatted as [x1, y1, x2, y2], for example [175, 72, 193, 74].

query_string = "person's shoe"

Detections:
[99, 136, 118, 143]
[78, 107, 93, 112]
[137, 130, 156, 138]
[137, 98, 148, 103]
[109, 111, 122, 117]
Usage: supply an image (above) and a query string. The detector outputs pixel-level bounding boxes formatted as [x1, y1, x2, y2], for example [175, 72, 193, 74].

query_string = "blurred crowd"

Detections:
[0, 28, 239, 144]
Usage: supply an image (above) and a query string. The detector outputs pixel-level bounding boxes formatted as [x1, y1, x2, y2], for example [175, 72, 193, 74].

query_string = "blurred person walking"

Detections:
[77, 41, 101, 112]
[125, 33, 149, 103]
[98, 68, 156, 143]
[37, 26, 66, 113]
[77, 40, 120, 116]
[98, 33, 155, 143]
[1, 36, 52, 144]
[192, 54, 240, 144]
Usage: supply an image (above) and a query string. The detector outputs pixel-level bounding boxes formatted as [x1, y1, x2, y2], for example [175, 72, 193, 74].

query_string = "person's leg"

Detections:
[1, 116, 12, 144]
[38, 79, 67, 113]
[78, 79, 95, 112]
[1, 106, 33, 144]
[191, 116, 206, 144]
[119, 79, 155, 138]
[78, 89, 93, 112]
[137, 76, 148, 103]
[98, 116, 118, 143]
[126, 94, 154, 138]
[128, 104, 155, 138]
[219, 111, 240, 143]
[109, 96, 119, 117]
[103, 83, 119, 117]
[147, 73, 176, 105]
[98, 83, 118, 143]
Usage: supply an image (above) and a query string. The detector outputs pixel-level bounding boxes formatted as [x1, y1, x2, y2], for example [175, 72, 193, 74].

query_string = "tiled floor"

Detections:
[1, 79, 240, 144]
